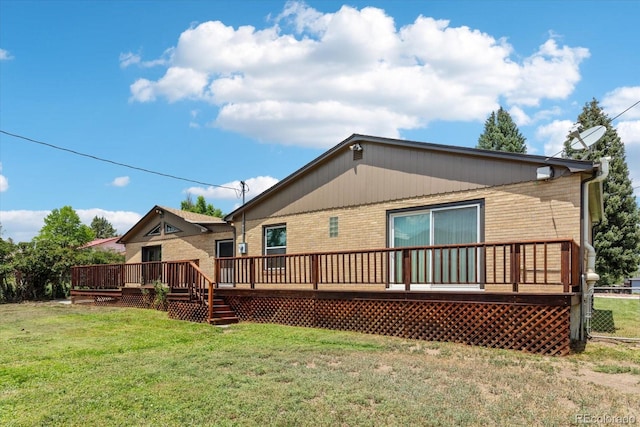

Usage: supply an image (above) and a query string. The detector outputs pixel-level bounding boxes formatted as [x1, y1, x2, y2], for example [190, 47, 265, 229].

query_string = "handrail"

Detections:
[71, 239, 581, 296]
[185, 261, 214, 306]
[71, 259, 200, 289]
[215, 239, 581, 292]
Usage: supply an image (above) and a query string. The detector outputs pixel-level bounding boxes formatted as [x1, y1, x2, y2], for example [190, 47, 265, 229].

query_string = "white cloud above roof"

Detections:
[110, 176, 130, 187]
[603, 86, 640, 120]
[0, 209, 141, 243]
[185, 175, 279, 201]
[0, 163, 8, 192]
[0, 48, 13, 60]
[536, 120, 574, 157]
[128, 2, 589, 148]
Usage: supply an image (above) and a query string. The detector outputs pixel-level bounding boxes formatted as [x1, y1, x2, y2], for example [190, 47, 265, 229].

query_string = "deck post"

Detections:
[250, 258, 255, 289]
[214, 259, 219, 289]
[402, 249, 411, 291]
[312, 254, 319, 290]
[511, 244, 520, 292]
[561, 241, 570, 293]
[208, 281, 213, 322]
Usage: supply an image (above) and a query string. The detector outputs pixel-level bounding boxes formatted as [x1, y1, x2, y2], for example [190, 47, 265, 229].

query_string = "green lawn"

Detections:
[1, 303, 639, 426]
[592, 296, 640, 338]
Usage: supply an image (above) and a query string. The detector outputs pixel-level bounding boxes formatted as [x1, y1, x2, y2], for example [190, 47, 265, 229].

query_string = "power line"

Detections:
[0, 129, 242, 196]
[611, 100, 640, 122]
[548, 100, 640, 159]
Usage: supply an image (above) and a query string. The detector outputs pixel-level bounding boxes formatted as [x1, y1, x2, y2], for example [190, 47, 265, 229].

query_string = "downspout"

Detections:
[581, 156, 610, 339]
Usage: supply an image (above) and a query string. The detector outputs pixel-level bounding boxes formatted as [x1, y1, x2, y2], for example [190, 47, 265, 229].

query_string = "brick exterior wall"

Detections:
[238, 175, 582, 257]
[126, 231, 234, 279]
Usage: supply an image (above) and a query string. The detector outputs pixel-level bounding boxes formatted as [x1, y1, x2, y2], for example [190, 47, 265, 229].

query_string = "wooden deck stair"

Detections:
[209, 297, 239, 325]
[167, 287, 239, 325]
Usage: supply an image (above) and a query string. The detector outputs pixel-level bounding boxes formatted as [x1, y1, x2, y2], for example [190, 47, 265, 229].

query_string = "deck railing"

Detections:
[215, 239, 580, 292]
[71, 259, 210, 300]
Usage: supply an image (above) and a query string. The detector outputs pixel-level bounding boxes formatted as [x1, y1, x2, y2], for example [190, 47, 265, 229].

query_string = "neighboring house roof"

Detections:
[118, 205, 230, 244]
[225, 133, 598, 221]
[80, 237, 125, 254]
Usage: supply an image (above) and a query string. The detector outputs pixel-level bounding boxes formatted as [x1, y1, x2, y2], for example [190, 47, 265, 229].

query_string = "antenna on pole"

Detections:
[240, 180, 247, 252]
[240, 180, 247, 205]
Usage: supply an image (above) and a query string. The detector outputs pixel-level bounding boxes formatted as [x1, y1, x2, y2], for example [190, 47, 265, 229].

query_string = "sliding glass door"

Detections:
[389, 203, 480, 289]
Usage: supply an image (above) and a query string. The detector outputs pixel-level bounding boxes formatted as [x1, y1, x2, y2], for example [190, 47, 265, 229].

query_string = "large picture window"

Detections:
[389, 202, 481, 289]
[264, 225, 286, 269]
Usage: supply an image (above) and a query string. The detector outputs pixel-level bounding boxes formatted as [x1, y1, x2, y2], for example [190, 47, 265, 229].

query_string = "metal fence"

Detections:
[588, 286, 640, 341]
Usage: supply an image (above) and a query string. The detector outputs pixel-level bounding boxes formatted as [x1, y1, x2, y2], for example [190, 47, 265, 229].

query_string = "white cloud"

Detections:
[119, 52, 141, 68]
[616, 121, 640, 147]
[0, 209, 142, 243]
[510, 106, 564, 128]
[130, 67, 209, 103]
[602, 86, 640, 120]
[616, 120, 640, 202]
[0, 162, 8, 192]
[505, 39, 589, 107]
[185, 175, 279, 201]
[0, 48, 13, 60]
[76, 209, 142, 236]
[128, 2, 589, 148]
[536, 120, 574, 157]
[111, 176, 130, 187]
[509, 106, 530, 126]
[0, 210, 49, 242]
[119, 49, 172, 69]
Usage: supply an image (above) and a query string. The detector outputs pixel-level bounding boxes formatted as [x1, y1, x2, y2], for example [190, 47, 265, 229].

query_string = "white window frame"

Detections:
[388, 203, 481, 291]
[264, 224, 286, 270]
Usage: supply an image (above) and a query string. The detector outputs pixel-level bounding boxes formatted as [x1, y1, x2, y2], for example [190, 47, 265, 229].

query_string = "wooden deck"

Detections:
[216, 288, 576, 355]
[214, 239, 580, 293]
[71, 239, 582, 355]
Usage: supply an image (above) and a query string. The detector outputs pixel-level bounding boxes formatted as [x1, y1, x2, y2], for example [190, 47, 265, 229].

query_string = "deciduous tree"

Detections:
[181, 194, 223, 218]
[36, 206, 94, 248]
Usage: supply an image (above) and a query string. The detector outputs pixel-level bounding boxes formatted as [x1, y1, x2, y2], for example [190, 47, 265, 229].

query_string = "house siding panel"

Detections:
[241, 142, 566, 222]
[238, 175, 582, 258]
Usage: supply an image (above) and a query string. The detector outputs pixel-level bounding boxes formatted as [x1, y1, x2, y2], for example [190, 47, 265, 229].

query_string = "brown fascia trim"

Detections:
[224, 133, 597, 221]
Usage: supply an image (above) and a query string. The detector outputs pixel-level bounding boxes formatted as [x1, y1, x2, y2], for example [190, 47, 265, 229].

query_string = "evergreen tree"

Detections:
[477, 106, 527, 153]
[563, 99, 640, 286]
[180, 194, 223, 218]
[90, 216, 118, 239]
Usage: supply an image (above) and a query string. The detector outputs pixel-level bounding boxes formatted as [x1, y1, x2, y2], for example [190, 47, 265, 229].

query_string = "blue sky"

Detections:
[1, 0, 639, 242]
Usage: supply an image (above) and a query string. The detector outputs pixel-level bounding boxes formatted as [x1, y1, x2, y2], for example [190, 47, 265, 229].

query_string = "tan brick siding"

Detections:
[126, 231, 234, 279]
[238, 175, 582, 256]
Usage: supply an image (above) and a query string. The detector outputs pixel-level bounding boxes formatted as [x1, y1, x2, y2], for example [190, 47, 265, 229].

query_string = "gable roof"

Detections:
[118, 205, 229, 244]
[225, 133, 597, 221]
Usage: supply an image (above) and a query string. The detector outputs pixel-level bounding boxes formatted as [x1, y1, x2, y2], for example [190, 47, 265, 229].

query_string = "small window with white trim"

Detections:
[264, 224, 286, 269]
[145, 224, 161, 236]
[164, 223, 181, 234]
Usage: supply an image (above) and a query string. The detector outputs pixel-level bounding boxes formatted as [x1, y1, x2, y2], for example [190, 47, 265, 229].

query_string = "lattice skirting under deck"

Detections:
[167, 301, 209, 323]
[223, 295, 571, 356]
[72, 289, 167, 311]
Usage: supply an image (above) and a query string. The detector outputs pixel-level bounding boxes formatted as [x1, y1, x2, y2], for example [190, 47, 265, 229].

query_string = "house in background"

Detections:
[72, 134, 608, 355]
[80, 237, 125, 254]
